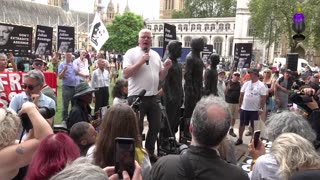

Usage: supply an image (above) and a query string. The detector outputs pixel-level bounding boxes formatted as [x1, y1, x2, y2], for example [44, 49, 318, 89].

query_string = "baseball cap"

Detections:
[248, 68, 259, 75]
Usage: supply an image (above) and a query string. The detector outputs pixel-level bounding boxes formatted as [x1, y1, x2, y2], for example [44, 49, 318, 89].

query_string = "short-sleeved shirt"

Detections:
[9, 92, 56, 113]
[73, 57, 89, 82]
[241, 80, 267, 111]
[123, 46, 163, 96]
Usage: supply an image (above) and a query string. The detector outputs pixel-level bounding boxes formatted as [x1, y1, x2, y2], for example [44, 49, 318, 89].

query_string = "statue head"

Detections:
[167, 40, 182, 60]
[191, 38, 204, 51]
[209, 53, 220, 68]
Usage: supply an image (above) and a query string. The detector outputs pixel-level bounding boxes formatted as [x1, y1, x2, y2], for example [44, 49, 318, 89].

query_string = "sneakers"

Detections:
[245, 131, 252, 136]
[229, 128, 237, 137]
[234, 139, 243, 146]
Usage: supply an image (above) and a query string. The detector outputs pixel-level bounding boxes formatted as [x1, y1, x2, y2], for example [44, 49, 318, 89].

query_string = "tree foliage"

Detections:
[171, 0, 236, 18]
[248, 0, 320, 51]
[102, 11, 144, 53]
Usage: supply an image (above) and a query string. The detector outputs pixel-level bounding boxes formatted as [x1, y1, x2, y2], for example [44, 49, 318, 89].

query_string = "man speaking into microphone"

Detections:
[123, 29, 172, 162]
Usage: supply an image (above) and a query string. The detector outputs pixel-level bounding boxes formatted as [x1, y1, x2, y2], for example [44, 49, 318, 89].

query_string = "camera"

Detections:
[290, 91, 319, 105]
[20, 107, 55, 132]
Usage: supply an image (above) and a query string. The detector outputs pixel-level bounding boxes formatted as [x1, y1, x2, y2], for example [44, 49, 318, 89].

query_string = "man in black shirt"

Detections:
[225, 71, 241, 137]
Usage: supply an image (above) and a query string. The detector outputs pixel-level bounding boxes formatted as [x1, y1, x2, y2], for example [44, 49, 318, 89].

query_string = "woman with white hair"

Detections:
[0, 102, 53, 179]
[271, 133, 320, 179]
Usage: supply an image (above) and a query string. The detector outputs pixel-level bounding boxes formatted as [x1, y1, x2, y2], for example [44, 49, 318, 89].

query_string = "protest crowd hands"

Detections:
[105, 161, 142, 180]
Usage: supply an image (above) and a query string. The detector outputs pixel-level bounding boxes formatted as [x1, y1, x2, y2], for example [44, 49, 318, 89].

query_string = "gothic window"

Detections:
[178, 24, 182, 31]
[154, 25, 158, 31]
[218, 24, 224, 30]
[197, 24, 201, 31]
[185, 36, 192, 47]
[147, 25, 151, 30]
[158, 36, 164, 47]
[214, 37, 223, 55]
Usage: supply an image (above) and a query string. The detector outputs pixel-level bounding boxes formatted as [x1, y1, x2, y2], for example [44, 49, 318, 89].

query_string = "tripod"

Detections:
[157, 101, 180, 156]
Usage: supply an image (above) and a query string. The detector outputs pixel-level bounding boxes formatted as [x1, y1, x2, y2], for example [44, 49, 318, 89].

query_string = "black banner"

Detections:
[232, 43, 252, 71]
[162, 23, 176, 57]
[35, 25, 53, 56]
[0, 23, 32, 57]
[56, 26, 74, 53]
[202, 45, 213, 65]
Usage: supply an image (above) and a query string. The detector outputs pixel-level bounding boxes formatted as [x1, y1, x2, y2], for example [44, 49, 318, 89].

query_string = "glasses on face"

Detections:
[234, 74, 240, 77]
[35, 62, 43, 66]
[21, 83, 40, 90]
[140, 36, 151, 40]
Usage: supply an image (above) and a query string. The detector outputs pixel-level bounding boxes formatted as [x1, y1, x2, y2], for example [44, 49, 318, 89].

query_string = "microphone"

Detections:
[131, 89, 146, 109]
[143, 47, 149, 65]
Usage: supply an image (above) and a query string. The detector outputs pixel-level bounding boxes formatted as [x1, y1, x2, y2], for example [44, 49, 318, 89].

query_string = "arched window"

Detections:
[159, 25, 163, 31]
[210, 24, 215, 31]
[205, 24, 209, 31]
[154, 25, 158, 31]
[185, 36, 192, 47]
[225, 23, 230, 30]
[229, 37, 233, 56]
[197, 24, 201, 31]
[213, 37, 223, 55]
[218, 24, 224, 30]
[147, 25, 151, 30]
[191, 24, 195, 31]
[178, 24, 182, 31]
[158, 36, 164, 47]
[183, 24, 188, 31]
[247, 19, 254, 36]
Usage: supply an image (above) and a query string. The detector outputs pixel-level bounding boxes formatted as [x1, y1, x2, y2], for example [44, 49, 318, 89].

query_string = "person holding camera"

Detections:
[0, 102, 53, 179]
[149, 96, 249, 180]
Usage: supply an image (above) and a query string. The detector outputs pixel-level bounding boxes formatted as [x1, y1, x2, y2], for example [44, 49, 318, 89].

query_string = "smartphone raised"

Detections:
[115, 137, 135, 179]
[253, 130, 261, 148]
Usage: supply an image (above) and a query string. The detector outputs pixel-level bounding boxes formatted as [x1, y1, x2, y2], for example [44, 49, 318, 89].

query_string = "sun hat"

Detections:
[73, 83, 96, 98]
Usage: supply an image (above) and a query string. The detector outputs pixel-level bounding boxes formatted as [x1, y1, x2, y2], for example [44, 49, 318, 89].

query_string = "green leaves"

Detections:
[102, 11, 144, 53]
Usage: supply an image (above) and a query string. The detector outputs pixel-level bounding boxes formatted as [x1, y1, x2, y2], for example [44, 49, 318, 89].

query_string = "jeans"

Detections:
[62, 85, 76, 122]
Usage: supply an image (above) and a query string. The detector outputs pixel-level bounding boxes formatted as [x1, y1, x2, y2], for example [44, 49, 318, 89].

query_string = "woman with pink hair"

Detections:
[25, 133, 80, 179]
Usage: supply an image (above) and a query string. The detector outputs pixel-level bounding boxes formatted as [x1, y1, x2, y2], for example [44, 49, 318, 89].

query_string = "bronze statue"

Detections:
[183, 37, 204, 139]
[161, 40, 183, 146]
[204, 53, 220, 96]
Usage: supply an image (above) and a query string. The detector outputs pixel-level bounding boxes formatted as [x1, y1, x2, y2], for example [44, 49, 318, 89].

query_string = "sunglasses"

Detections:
[21, 83, 40, 90]
[35, 62, 43, 66]
[234, 74, 240, 77]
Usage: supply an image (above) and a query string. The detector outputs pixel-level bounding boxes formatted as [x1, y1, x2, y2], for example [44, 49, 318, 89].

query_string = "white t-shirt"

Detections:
[123, 46, 163, 96]
[241, 80, 267, 111]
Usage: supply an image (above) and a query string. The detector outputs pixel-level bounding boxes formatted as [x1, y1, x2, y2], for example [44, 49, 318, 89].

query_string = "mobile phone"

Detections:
[115, 137, 135, 179]
[253, 130, 261, 148]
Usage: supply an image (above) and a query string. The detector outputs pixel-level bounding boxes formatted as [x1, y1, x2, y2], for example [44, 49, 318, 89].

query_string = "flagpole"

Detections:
[77, 14, 79, 50]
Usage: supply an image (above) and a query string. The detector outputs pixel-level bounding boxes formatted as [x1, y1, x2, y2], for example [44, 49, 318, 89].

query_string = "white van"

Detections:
[273, 57, 311, 73]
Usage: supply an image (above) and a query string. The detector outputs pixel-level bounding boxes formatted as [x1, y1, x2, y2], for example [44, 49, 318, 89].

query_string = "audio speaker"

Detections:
[286, 53, 298, 71]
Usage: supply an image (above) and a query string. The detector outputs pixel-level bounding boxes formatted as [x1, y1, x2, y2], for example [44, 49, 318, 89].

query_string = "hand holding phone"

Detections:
[115, 137, 135, 179]
[253, 130, 261, 148]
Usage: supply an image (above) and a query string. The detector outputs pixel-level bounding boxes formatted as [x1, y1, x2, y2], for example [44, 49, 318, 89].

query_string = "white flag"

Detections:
[89, 13, 109, 52]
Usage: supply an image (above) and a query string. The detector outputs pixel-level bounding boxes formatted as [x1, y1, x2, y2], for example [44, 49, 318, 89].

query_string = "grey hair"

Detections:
[0, 108, 21, 149]
[191, 95, 231, 147]
[24, 70, 44, 85]
[265, 111, 316, 142]
[271, 133, 320, 179]
[50, 157, 108, 180]
[139, 29, 152, 37]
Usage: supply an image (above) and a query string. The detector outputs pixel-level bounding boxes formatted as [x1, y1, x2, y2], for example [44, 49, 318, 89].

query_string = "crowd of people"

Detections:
[0, 28, 320, 179]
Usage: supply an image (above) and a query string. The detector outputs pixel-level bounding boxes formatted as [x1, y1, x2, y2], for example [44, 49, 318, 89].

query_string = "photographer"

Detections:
[293, 87, 320, 149]
[0, 102, 53, 179]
